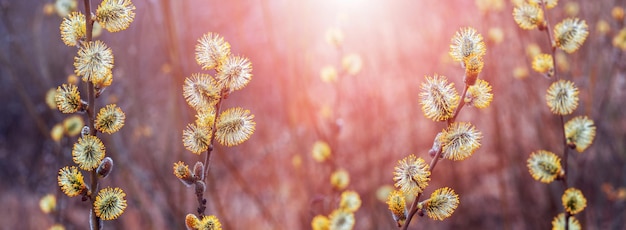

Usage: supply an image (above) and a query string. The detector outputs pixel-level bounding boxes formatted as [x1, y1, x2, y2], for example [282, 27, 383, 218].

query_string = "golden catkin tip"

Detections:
[195, 33, 231, 70]
[546, 80, 579, 115]
[527, 150, 562, 183]
[57, 166, 86, 197]
[339, 190, 362, 213]
[63, 115, 84, 137]
[532, 53, 554, 75]
[386, 189, 407, 224]
[565, 116, 596, 152]
[95, 104, 126, 134]
[54, 0, 78, 18]
[330, 168, 350, 190]
[96, 0, 136, 32]
[424, 187, 460, 221]
[39, 194, 57, 214]
[94, 187, 127, 220]
[55, 84, 82, 113]
[513, 3, 544, 30]
[74, 40, 114, 82]
[186, 214, 222, 230]
[328, 209, 355, 230]
[419, 74, 459, 122]
[439, 122, 482, 161]
[215, 107, 256, 147]
[393, 154, 430, 195]
[217, 56, 253, 92]
[562, 187, 587, 215]
[554, 18, 589, 53]
[312, 140, 332, 162]
[311, 215, 330, 230]
[183, 73, 220, 110]
[59, 11, 86, 47]
[449, 27, 486, 62]
[551, 213, 581, 230]
[465, 79, 493, 109]
[182, 124, 211, 154]
[72, 135, 106, 171]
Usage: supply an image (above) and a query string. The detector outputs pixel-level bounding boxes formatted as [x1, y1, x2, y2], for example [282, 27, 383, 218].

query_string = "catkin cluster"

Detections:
[52, 0, 135, 229]
[513, 0, 596, 229]
[173, 32, 256, 230]
[387, 27, 493, 229]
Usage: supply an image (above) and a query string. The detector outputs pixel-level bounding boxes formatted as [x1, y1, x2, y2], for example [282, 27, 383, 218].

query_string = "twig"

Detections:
[401, 84, 469, 230]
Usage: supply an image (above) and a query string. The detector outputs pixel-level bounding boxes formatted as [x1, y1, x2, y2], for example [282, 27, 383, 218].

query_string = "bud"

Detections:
[195, 181, 206, 194]
[429, 132, 443, 158]
[193, 161, 205, 182]
[81, 126, 90, 138]
[96, 157, 114, 178]
[173, 161, 195, 186]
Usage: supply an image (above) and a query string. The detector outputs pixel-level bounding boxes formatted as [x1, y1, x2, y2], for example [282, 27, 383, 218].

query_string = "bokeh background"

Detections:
[1, 0, 625, 229]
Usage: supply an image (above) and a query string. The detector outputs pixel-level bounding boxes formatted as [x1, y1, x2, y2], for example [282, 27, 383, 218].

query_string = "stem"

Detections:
[542, 3, 570, 230]
[541, 2, 558, 80]
[197, 89, 227, 216]
[401, 84, 469, 229]
[82, 0, 100, 229]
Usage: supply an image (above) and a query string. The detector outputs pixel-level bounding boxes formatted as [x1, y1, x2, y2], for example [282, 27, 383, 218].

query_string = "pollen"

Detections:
[513, 3, 544, 30]
[74, 40, 114, 83]
[546, 80, 579, 115]
[339, 190, 362, 213]
[60, 11, 86, 47]
[393, 155, 430, 195]
[183, 73, 221, 110]
[527, 150, 562, 183]
[562, 187, 587, 215]
[532, 53, 554, 76]
[216, 56, 253, 92]
[449, 27, 486, 62]
[96, 0, 136, 32]
[465, 79, 493, 109]
[439, 122, 482, 161]
[564, 116, 596, 153]
[94, 187, 127, 220]
[55, 84, 82, 113]
[72, 135, 106, 171]
[551, 213, 581, 230]
[195, 33, 231, 70]
[182, 123, 210, 154]
[423, 187, 460, 221]
[419, 74, 459, 122]
[328, 209, 355, 230]
[554, 18, 589, 53]
[95, 104, 126, 134]
[215, 107, 255, 146]
[57, 166, 87, 197]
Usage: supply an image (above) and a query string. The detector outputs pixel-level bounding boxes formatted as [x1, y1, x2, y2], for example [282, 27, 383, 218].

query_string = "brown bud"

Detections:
[96, 157, 114, 178]
[195, 181, 206, 194]
[193, 161, 205, 182]
[81, 126, 90, 138]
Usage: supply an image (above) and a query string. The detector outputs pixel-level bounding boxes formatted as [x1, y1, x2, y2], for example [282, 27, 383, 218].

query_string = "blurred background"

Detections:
[1, 0, 625, 229]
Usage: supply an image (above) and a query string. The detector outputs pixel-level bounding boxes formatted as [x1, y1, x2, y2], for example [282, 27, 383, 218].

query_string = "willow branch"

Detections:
[401, 83, 469, 230]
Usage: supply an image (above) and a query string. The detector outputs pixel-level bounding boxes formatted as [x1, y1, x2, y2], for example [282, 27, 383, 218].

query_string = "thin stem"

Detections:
[541, 2, 558, 80]
[197, 89, 226, 217]
[401, 84, 470, 230]
[204, 91, 225, 178]
[82, 0, 100, 229]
